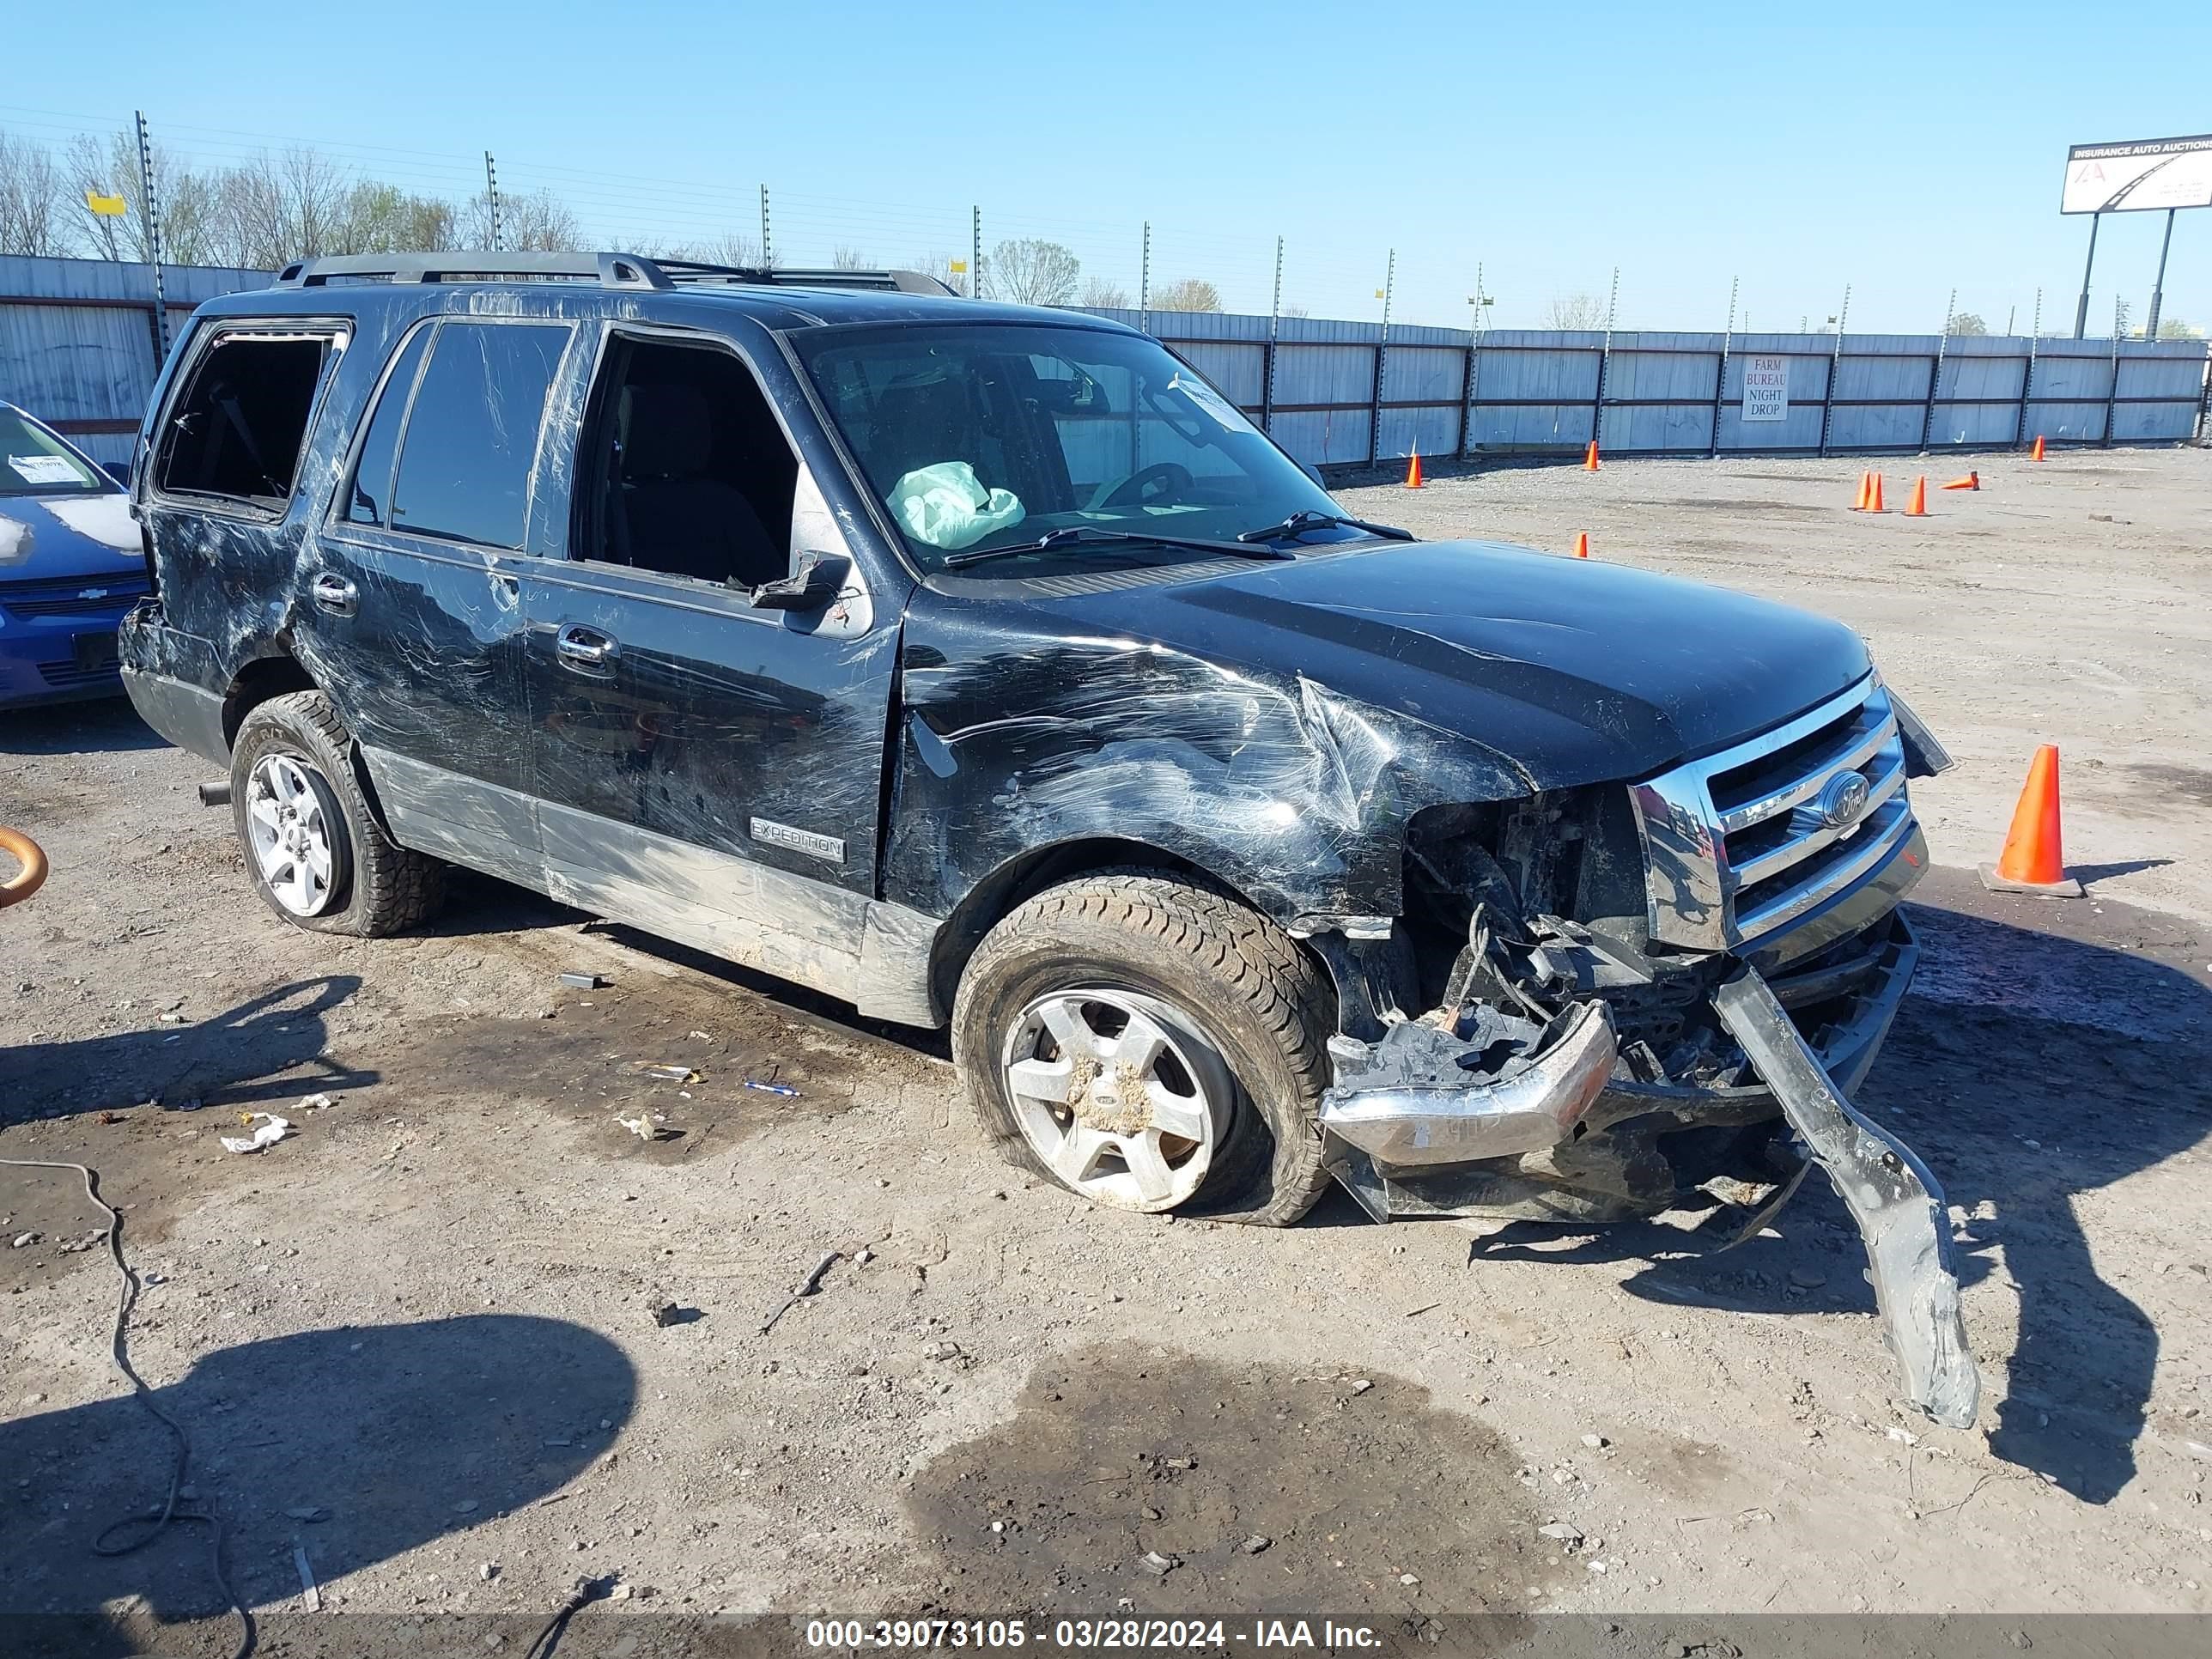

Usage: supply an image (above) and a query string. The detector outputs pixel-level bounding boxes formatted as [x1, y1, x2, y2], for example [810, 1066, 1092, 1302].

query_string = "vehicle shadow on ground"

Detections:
[1474, 885, 2212, 1506]
[0, 698, 163, 757]
[0, 1314, 635, 1656]
[0, 977, 375, 1124]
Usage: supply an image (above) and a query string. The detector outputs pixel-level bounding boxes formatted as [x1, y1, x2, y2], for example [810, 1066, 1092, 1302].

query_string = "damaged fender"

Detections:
[1711, 965, 1980, 1430]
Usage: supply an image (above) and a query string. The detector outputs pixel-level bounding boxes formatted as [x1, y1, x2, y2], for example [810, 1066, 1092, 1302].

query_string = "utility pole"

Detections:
[760, 186, 773, 270]
[2147, 207, 2178, 340]
[1139, 221, 1152, 334]
[134, 111, 169, 360]
[483, 153, 503, 252]
[2072, 211, 2101, 339]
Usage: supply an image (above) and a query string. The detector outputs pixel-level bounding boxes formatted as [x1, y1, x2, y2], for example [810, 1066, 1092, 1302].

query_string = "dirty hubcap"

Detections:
[246, 754, 338, 917]
[1002, 988, 1231, 1212]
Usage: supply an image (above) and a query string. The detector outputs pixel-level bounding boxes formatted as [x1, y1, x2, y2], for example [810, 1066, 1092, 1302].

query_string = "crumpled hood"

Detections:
[0, 489, 143, 574]
[1048, 538, 1873, 787]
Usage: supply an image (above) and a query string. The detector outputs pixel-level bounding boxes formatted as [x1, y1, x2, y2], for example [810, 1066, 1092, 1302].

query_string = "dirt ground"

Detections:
[3, 447, 2210, 1656]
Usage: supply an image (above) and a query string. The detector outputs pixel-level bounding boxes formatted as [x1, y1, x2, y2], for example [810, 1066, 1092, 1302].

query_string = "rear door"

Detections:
[517, 321, 903, 1003]
[310, 315, 575, 884]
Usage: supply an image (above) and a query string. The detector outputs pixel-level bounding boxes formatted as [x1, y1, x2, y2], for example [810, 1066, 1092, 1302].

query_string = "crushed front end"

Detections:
[1314, 674, 1980, 1427]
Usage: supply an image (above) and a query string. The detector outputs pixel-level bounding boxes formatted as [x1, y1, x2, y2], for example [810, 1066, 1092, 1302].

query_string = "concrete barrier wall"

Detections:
[3, 257, 2205, 472]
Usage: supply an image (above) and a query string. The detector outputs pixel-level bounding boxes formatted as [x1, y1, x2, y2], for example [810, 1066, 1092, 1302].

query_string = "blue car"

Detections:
[0, 403, 149, 708]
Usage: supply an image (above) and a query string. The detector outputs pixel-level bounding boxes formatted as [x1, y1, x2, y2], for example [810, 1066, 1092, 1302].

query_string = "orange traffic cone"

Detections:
[1904, 476, 1929, 517]
[1571, 532, 1589, 559]
[1405, 448, 1424, 489]
[1852, 471, 1872, 511]
[1583, 441, 1601, 472]
[2031, 434, 2046, 461]
[1866, 471, 1886, 513]
[1941, 471, 1980, 490]
[1978, 745, 2083, 896]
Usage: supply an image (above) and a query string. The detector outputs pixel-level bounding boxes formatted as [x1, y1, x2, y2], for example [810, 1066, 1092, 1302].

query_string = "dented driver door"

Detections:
[516, 320, 906, 1006]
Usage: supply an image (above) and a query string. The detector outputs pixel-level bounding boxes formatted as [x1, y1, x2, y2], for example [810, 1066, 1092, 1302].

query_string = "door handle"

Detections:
[311, 572, 358, 617]
[556, 623, 619, 674]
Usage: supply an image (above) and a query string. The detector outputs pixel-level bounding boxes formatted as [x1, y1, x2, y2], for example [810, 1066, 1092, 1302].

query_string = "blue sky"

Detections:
[8, 0, 2209, 333]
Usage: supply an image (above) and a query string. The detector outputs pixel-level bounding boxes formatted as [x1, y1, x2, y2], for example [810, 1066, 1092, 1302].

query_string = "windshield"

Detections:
[0, 407, 109, 498]
[794, 323, 1345, 574]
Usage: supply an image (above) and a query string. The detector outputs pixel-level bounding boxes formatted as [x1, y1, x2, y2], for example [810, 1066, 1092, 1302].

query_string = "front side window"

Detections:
[389, 321, 570, 549]
[155, 331, 340, 511]
[795, 323, 1337, 574]
[0, 406, 108, 497]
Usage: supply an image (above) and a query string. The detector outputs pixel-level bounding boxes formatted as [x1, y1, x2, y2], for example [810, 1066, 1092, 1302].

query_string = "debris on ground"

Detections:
[293, 1543, 320, 1613]
[1241, 1534, 1272, 1554]
[760, 1250, 842, 1334]
[284, 1505, 330, 1522]
[298, 1092, 335, 1111]
[649, 1297, 702, 1328]
[1139, 1550, 1179, 1579]
[1581, 1432, 1610, 1449]
[616, 1112, 670, 1141]
[11, 1232, 40, 1248]
[219, 1113, 294, 1154]
[559, 972, 606, 989]
[636, 1063, 701, 1083]
[744, 1078, 800, 1097]
[1538, 1522, 1584, 1542]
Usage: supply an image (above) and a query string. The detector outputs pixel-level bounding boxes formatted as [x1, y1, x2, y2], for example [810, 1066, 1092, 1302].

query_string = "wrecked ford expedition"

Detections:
[117, 252, 1977, 1425]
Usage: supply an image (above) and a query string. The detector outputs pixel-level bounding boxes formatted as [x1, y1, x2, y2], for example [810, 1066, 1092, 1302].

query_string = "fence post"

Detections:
[2016, 289, 2041, 450]
[1711, 276, 1736, 459]
[1458, 341, 1474, 459]
[1921, 289, 1954, 454]
[1369, 248, 1394, 468]
[484, 153, 504, 252]
[133, 111, 169, 362]
[761, 186, 774, 272]
[2105, 297, 2123, 447]
[1264, 234, 1282, 434]
[1591, 266, 1619, 453]
[1819, 283, 1850, 457]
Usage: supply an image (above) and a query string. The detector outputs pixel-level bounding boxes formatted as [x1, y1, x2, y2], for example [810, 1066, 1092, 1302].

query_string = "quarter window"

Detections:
[388, 321, 569, 549]
[155, 332, 341, 511]
[345, 325, 432, 526]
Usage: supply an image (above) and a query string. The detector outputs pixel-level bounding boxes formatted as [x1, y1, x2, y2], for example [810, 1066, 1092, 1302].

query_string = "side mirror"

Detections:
[746, 551, 847, 612]
[1297, 459, 1330, 493]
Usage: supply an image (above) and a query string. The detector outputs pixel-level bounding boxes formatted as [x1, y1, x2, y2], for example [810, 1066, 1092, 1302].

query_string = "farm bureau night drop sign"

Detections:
[1742, 356, 1790, 422]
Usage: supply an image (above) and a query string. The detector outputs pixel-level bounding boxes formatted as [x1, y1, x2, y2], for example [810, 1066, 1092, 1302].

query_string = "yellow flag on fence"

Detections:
[85, 191, 128, 217]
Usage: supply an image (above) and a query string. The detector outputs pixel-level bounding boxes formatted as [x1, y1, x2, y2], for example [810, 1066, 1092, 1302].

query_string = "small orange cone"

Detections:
[1583, 441, 1601, 472]
[1852, 471, 1872, 511]
[1978, 744, 2083, 896]
[2031, 434, 2046, 461]
[1941, 471, 1979, 490]
[1866, 471, 1885, 513]
[1571, 532, 1589, 559]
[1904, 476, 1929, 517]
[1405, 448, 1424, 489]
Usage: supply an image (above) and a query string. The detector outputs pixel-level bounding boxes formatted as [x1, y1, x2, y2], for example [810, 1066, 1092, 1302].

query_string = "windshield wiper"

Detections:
[1237, 509, 1414, 544]
[942, 526, 1294, 571]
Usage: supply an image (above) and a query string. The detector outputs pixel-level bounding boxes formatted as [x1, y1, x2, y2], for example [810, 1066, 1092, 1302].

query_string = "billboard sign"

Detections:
[1741, 356, 1790, 422]
[2062, 135, 2212, 214]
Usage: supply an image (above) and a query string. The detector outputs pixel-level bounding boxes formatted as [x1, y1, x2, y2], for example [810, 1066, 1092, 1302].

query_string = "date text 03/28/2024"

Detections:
[804, 1620, 1382, 1650]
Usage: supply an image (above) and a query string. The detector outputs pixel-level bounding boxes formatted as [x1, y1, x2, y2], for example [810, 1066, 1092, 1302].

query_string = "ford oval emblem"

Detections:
[1816, 772, 1872, 829]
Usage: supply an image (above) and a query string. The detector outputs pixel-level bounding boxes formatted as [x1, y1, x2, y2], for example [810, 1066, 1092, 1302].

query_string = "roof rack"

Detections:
[270, 251, 958, 296]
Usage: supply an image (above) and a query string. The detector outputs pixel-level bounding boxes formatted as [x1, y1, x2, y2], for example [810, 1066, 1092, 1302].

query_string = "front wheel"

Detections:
[952, 872, 1338, 1225]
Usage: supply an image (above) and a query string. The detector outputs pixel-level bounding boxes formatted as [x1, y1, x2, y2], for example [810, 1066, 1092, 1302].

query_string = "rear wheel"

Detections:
[952, 872, 1337, 1225]
[229, 690, 445, 936]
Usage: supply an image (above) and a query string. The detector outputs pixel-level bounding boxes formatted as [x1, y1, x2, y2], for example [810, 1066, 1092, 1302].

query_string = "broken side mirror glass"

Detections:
[744, 551, 846, 612]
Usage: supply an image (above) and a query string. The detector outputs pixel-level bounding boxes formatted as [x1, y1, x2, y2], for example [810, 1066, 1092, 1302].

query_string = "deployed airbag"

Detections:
[887, 462, 1024, 551]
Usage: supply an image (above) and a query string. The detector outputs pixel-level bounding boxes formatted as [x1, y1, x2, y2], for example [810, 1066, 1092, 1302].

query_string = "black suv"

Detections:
[119, 252, 1977, 1425]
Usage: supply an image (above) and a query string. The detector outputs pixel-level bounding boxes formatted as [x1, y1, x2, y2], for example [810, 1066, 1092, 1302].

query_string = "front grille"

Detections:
[2, 574, 149, 620]
[1628, 674, 1916, 951]
[36, 659, 120, 689]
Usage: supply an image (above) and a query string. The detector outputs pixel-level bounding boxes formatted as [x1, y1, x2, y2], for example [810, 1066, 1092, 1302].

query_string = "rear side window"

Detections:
[156, 332, 341, 511]
[389, 321, 570, 549]
[346, 325, 432, 526]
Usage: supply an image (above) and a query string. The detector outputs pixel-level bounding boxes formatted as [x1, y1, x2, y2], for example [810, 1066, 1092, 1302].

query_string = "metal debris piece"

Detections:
[1712, 968, 1979, 1430]
[1537, 1522, 1583, 1541]
[293, 1543, 320, 1612]
[1139, 1550, 1179, 1578]
[559, 972, 606, 989]
[759, 1250, 842, 1334]
[636, 1064, 701, 1083]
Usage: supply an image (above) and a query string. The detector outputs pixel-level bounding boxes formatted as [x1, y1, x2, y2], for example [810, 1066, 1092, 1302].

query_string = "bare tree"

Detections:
[1948, 312, 1989, 336]
[1152, 276, 1221, 313]
[342, 181, 457, 253]
[1543, 292, 1606, 330]
[1078, 276, 1130, 309]
[64, 131, 226, 265]
[2157, 316, 2203, 340]
[989, 238, 1081, 306]
[656, 233, 769, 269]
[0, 128, 70, 256]
[209, 147, 358, 267]
[830, 244, 874, 270]
[457, 185, 580, 253]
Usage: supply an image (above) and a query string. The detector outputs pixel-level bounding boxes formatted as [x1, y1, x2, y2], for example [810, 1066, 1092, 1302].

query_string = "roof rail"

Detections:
[271, 251, 960, 298]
